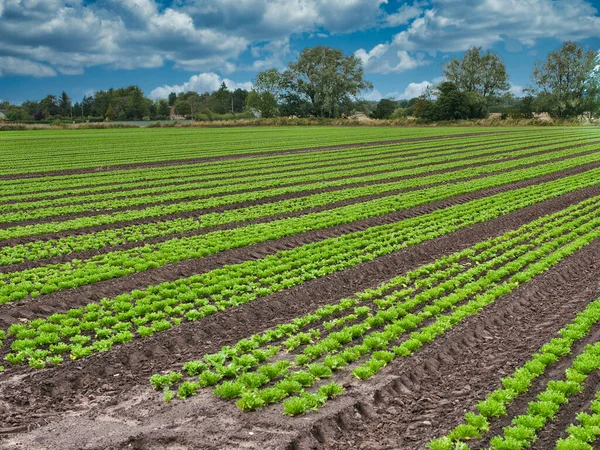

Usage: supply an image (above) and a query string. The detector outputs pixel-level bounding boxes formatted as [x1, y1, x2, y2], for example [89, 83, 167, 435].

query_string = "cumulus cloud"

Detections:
[0, 0, 388, 78]
[395, 80, 433, 99]
[356, 45, 430, 74]
[150, 73, 253, 99]
[393, 0, 600, 53]
[0, 56, 57, 77]
[359, 0, 600, 75]
[383, 2, 425, 27]
[364, 80, 434, 102]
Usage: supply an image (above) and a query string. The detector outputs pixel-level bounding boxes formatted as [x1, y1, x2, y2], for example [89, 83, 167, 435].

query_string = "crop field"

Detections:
[1, 126, 600, 449]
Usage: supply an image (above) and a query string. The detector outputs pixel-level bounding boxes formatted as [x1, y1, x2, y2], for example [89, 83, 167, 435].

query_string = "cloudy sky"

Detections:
[1, 0, 600, 104]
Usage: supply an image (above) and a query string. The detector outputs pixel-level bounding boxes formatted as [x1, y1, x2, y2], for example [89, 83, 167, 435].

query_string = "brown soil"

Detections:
[0, 133, 542, 204]
[2, 160, 600, 331]
[1, 182, 600, 449]
[0, 130, 529, 181]
[1, 131, 599, 450]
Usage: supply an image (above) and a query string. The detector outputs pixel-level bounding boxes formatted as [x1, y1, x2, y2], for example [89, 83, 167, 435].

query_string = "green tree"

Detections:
[211, 82, 232, 114]
[371, 98, 397, 119]
[232, 88, 248, 113]
[105, 103, 116, 121]
[168, 92, 177, 106]
[157, 99, 170, 118]
[279, 46, 372, 118]
[246, 91, 279, 118]
[58, 91, 72, 118]
[173, 97, 191, 116]
[531, 41, 599, 118]
[443, 47, 510, 99]
[40, 95, 60, 117]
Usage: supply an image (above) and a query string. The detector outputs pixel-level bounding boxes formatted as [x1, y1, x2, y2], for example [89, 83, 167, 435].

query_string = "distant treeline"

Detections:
[1, 41, 598, 123]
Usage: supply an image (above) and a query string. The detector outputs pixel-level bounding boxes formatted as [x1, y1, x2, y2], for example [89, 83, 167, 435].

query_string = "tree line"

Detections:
[1, 41, 598, 123]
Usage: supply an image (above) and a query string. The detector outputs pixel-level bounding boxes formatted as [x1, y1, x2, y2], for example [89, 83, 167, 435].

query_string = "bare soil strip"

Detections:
[1, 181, 599, 449]
[1, 142, 598, 235]
[3, 138, 593, 218]
[282, 238, 600, 450]
[0, 133, 540, 203]
[1, 159, 600, 331]
[0, 131, 530, 181]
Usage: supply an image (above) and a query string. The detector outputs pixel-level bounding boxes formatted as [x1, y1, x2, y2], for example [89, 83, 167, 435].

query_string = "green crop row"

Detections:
[429, 292, 600, 449]
[487, 341, 600, 450]
[150, 194, 600, 415]
[3, 136, 595, 225]
[3, 148, 600, 303]
[0, 127, 517, 175]
[1, 138, 597, 267]
[2, 168, 599, 367]
[2, 132, 572, 213]
[0, 132, 550, 201]
[556, 391, 600, 450]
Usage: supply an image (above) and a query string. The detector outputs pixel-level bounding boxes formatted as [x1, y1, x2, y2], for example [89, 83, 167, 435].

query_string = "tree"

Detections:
[105, 103, 116, 121]
[413, 82, 485, 121]
[531, 41, 599, 118]
[173, 97, 191, 116]
[81, 95, 94, 118]
[168, 92, 177, 106]
[58, 91, 72, 118]
[271, 45, 372, 118]
[40, 95, 60, 117]
[232, 88, 248, 113]
[211, 82, 232, 114]
[157, 99, 170, 118]
[371, 99, 397, 119]
[443, 47, 510, 99]
[246, 91, 279, 118]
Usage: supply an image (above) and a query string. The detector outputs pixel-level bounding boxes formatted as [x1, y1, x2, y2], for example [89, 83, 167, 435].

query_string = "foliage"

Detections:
[531, 41, 600, 118]
[443, 46, 510, 99]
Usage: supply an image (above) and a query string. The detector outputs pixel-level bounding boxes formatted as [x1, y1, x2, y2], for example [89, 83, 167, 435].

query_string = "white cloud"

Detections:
[364, 80, 434, 102]
[391, 0, 600, 54]
[396, 80, 433, 99]
[359, 0, 600, 76]
[363, 89, 384, 101]
[150, 72, 253, 99]
[0, 0, 393, 78]
[0, 56, 57, 77]
[356, 45, 430, 74]
[384, 2, 425, 27]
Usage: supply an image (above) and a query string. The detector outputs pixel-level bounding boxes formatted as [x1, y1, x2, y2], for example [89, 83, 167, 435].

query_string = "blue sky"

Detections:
[1, 0, 600, 104]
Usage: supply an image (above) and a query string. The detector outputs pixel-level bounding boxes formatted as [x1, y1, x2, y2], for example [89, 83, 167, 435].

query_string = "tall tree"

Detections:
[371, 99, 397, 119]
[157, 99, 170, 118]
[443, 47, 510, 99]
[246, 91, 278, 118]
[281, 45, 372, 118]
[232, 88, 248, 113]
[58, 91, 72, 117]
[211, 82, 232, 114]
[531, 41, 599, 118]
[105, 103, 115, 121]
[168, 92, 177, 106]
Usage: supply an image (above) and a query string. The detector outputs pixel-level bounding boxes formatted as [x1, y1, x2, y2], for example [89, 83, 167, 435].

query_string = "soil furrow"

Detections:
[0, 130, 530, 180]
[285, 238, 600, 450]
[0, 133, 540, 204]
[3, 146, 599, 273]
[1, 143, 598, 233]
[0, 181, 599, 445]
[1, 160, 600, 327]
